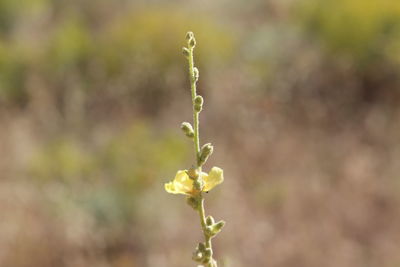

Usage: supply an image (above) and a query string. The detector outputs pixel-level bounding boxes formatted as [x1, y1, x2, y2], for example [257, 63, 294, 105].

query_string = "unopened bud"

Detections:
[205, 220, 225, 237]
[192, 251, 203, 262]
[212, 220, 226, 235]
[193, 67, 199, 82]
[194, 104, 202, 113]
[194, 95, 203, 105]
[205, 225, 213, 237]
[202, 248, 212, 263]
[181, 122, 194, 138]
[197, 242, 206, 252]
[204, 248, 212, 259]
[206, 215, 215, 226]
[182, 47, 190, 57]
[207, 259, 217, 267]
[198, 143, 213, 166]
[188, 36, 196, 48]
[186, 31, 194, 41]
[194, 95, 203, 112]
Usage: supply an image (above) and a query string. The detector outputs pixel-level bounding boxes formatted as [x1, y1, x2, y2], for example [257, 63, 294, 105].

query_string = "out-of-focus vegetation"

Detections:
[0, 0, 235, 114]
[1, 0, 400, 267]
[299, 0, 400, 64]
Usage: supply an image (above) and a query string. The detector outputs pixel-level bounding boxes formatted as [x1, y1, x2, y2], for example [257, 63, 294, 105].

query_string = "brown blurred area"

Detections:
[1, 0, 400, 266]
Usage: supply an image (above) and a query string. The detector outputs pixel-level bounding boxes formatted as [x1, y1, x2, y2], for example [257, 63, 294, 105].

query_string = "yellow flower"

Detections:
[165, 167, 224, 195]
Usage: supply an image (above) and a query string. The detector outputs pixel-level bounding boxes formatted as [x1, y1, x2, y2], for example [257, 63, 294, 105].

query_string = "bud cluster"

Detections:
[192, 242, 217, 267]
[204, 216, 225, 238]
[182, 31, 196, 58]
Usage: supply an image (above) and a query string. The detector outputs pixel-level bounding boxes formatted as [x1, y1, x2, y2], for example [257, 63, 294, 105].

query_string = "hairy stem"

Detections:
[187, 40, 215, 264]
[198, 197, 212, 249]
[188, 46, 200, 163]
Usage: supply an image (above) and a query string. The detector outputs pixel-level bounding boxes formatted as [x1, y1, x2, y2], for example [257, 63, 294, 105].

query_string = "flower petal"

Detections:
[165, 181, 178, 194]
[164, 170, 194, 195]
[174, 170, 193, 193]
[203, 167, 224, 192]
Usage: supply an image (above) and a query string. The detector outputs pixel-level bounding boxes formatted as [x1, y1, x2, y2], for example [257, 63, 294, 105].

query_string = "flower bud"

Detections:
[197, 242, 206, 252]
[181, 122, 194, 138]
[193, 242, 206, 262]
[205, 220, 225, 237]
[194, 104, 202, 113]
[211, 220, 225, 235]
[182, 47, 190, 57]
[193, 67, 199, 82]
[194, 95, 203, 105]
[198, 143, 213, 166]
[205, 225, 213, 237]
[207, 259, 217, 267]
[204, 248, 212, 257]
[206, 215, 215, 226]
[192, 251, 203, 262]
[186, 31, 194, 41]
[194, 95, 203, 112]
[188, 36, 196, 48]
[203, 248, 212, 262]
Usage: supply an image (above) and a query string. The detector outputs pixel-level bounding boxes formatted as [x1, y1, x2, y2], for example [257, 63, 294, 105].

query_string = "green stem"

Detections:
[198, 197, 212, 248]
[188, 46, 200, 162]
[187, 43, 215, 265]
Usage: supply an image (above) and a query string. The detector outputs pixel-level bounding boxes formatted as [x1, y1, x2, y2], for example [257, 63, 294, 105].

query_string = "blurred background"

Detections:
[1, 0, 400, 266]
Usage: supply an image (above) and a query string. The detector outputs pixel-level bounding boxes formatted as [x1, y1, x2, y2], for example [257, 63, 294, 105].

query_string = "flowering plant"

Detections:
[164, 32, 225, 267]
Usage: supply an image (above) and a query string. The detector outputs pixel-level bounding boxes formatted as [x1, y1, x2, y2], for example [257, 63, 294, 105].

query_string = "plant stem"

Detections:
[187, 42, 214, 264]
[198, 197, 212, 249]
[188, 46, 200, 162]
